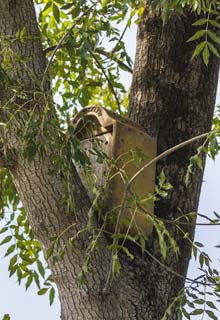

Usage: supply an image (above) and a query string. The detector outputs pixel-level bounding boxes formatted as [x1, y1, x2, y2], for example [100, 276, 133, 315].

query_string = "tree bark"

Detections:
[0, 1, 219, 320]
[128, 4, 219, 319]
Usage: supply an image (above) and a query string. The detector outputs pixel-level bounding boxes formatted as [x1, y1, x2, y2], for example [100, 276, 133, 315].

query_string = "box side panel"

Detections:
[109, 122, 157, 236]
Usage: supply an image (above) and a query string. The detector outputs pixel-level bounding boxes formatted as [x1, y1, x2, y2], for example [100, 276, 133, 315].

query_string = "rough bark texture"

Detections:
[0, 1, 219, 320]
[128, 4, 219, 319]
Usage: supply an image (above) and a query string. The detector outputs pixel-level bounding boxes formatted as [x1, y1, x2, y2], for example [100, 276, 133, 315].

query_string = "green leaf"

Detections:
[206, 310, 218, 320]
[138, 7, 145, 17]
[25, 274, 33, 290]
[66, 36, 76, 58]
[199, 253, 204, 268]
[187, 30, 206, 42]
[194, 299, 204, 304]
[61, 3, 75, 10]
[140, 236, 146, 254]
[9, 264, 17, 277]
[159, 170, 166, 186]
[207, 301, 218, 310]
[192, 245, 198, 260]
[53, 4, 60, 23]
[2, 314, 10, 320]
[185, 168, 191, 186]
[187, 292, 197, 299]
[122, 246, 134, 259]
[33, 271, 40, 289]
[37, 260, 45, 278]
[0, 227, 8, 234]
[107, 244, 121, 251]
[194, 242, 204, 247]
[0, 236, 12, 245]
[202, 44, 210, 65]
[182, 308, 190, 320]
[42, 1, 52, 14]
[207, 30, 220, 44]
[9, 254, 17, 267]
[192, 18, 208, 26]
[207, 42, 220, 58]
[159, 190, 168, 198]
[20, 253, 34, 264]
[17, 268, 22, 285]
[19, 26, 26, 38]
[194, 155, 203, 170]
[77, 271, 88, 286]
[162, 183, 173, 190]
[38, 288, 49, 295]
[49, 287, 55, 305]
[4, 244, 15, 257]
[46, 243, 55, 259]
[112, 253, 121, 274]
[190, 309, 204, 315]
[192, 41, 206, 58]
[102, 0, 108, 7]
[111, 234, 127, 239]
[209, 19, 220, 28]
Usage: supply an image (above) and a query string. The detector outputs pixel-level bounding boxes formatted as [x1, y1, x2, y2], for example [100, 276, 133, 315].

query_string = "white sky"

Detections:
[0, 16, 219, 320]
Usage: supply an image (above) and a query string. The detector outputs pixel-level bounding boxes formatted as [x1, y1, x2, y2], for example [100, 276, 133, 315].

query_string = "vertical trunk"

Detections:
[128, 4, 219, 319]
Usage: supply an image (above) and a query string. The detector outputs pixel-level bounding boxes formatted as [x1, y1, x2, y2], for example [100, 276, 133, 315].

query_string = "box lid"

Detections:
[72, 105, 146, 140]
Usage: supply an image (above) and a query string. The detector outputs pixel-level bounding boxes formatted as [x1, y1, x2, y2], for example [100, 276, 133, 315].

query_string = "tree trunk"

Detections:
[128, 4, 219, 319]
[0, 1, 219, 320]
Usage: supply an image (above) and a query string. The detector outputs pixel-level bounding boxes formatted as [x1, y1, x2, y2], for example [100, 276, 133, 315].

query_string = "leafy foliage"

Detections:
[0, 169, 54, 303]
[35, 0, 138, 114]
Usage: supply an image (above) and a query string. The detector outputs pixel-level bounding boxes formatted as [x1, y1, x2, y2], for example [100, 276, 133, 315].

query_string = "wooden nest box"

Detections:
[72, 106, 156, 236]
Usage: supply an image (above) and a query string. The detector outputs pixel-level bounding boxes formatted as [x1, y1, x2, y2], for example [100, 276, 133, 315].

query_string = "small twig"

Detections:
[137, 203, 220, 226]
[44, 45, 133, 74]
[95, 48, 133, 74]
[89, 49, 122, 115]
[44, 44, 66, 55]
[111, 22, 129, 54]
[128, 130, 218, 189]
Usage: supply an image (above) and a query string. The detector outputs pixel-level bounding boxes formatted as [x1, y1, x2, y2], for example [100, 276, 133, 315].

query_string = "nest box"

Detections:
[72, 106, 156, 236]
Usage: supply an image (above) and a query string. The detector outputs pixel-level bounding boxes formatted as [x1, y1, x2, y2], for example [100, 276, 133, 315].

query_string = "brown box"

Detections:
[72, 106, 156, 236]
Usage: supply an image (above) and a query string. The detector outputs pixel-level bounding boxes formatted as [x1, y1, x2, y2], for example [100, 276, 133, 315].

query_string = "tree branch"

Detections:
[89, 49, 122, 115]
[91, 48, 133, 74]
[44, 45, 133, 74]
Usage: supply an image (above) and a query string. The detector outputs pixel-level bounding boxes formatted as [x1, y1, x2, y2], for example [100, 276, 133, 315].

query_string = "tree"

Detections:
[0, 0, 220, 319]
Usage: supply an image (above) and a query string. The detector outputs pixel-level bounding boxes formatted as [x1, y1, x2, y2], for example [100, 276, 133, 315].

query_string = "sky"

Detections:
[0, 8, 220, 320]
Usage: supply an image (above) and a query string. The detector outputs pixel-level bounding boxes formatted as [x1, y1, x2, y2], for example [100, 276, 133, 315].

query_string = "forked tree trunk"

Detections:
[0, 1, 218, 320]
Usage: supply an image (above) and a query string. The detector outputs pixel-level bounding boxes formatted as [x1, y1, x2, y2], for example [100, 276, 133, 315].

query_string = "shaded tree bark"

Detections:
[0, 1, 218, 320]
[128, 4, 219, 319]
